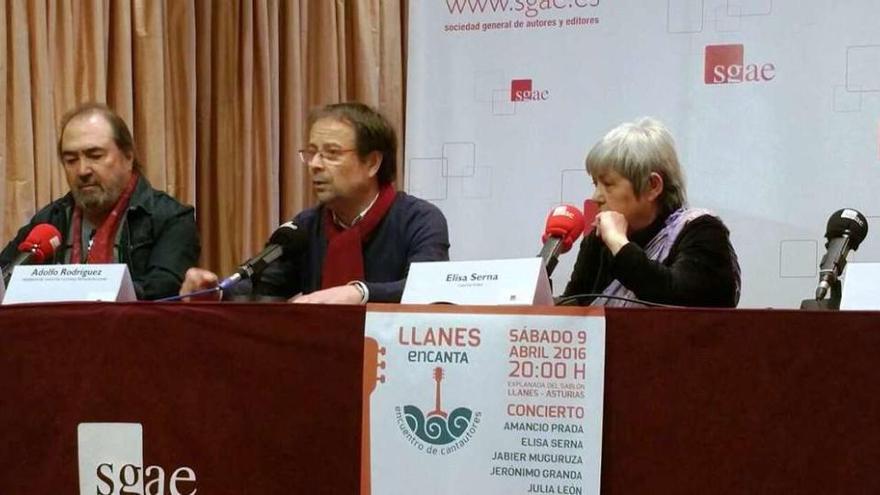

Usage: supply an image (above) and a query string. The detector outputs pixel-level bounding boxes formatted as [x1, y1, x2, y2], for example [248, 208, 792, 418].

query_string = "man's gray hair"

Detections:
[585, 117, 687, 211]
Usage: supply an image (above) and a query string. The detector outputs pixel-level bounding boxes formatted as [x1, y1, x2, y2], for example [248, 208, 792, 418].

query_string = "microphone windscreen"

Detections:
[542, 204, 586, 253]
[825, 208, 868, 249]
[268, 221, 309, 257]
[582, 199, 599, 229]
[17, 223, 63, 262]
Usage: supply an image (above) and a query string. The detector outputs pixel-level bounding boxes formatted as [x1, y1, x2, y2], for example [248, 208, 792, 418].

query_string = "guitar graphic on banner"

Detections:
[402, 367, 476, 447]
[361, 337, 385, 495]
[427, 367, 447, 418]
[362, 336, 480, 494]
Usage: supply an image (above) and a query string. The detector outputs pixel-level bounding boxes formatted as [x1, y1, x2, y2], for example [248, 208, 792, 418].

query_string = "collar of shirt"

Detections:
[332, 192, 380, 230]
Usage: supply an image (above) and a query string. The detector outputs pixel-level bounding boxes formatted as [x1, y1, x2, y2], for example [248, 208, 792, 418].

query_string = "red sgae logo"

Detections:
[704, 44, 776, 84]
[511, 79, 550, 102]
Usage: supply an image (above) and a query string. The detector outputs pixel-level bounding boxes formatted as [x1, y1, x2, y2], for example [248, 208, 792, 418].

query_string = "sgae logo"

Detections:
[78, 423, 197, 495]
[511, 79, 550, 101]
[704, 44, 776, 85]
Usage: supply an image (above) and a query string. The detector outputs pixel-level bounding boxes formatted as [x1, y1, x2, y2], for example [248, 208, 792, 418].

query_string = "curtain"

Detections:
[0, 0, 406, 274]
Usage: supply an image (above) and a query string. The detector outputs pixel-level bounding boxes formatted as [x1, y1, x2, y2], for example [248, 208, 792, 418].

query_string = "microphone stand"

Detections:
[827, 279, 842, 310]
[800, 279, 842, 310]
[542, 256, 558, 278]
[156, 286, 222, 302]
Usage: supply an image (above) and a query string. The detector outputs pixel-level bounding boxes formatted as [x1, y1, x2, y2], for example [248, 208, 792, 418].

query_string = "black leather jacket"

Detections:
[0, 175, 200, 300]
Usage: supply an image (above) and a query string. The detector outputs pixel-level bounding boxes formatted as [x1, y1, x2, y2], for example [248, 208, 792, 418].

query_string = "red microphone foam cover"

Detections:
[542, 204, 586, 253]
[582, 199, 599, 228]
[17, 223, 63, 263]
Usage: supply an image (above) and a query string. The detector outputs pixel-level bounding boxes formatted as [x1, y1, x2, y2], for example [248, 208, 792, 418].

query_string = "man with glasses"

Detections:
[180, 102, 449, 303]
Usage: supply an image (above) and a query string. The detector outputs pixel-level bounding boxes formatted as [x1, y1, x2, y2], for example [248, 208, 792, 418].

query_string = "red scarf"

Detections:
[321, 184, 397, 288]
[70, 172, 139, 264]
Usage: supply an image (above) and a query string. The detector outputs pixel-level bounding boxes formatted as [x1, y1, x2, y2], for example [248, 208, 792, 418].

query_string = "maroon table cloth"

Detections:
[602, 307, 880, 494]
[0, 302, 364, 493]
[2, 303, 879, 493]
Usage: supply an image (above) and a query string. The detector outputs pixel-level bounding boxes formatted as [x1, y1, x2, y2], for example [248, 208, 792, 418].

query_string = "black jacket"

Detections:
[0, 175, 200, 300]
[562, 212, 740, 307]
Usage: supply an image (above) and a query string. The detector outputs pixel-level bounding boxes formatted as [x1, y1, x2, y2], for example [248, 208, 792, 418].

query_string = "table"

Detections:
[2, 303, 878, 493]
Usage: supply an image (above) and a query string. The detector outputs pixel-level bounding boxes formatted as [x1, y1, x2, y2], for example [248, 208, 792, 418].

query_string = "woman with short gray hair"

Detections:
[563, 117, 740, 307]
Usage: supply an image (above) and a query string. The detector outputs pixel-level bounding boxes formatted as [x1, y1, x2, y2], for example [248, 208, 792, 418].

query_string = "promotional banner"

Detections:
[363, 305, 605, 495]
[406, 1, 880, 308]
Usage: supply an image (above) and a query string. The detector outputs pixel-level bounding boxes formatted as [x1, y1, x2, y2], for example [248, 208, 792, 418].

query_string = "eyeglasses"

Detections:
[298, 148, 357, 164]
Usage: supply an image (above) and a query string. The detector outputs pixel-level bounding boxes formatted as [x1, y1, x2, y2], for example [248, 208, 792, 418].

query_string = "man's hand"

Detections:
[179, 267, 222, 301]
[290, 285, 364, 305]
[595, 211, 630, 255]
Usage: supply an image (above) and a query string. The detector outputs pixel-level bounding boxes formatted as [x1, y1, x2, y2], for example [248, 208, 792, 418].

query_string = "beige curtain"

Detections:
[0, 0, 406, 274]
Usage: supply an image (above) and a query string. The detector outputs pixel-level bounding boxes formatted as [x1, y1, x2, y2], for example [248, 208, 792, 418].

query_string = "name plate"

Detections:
[402, 258, 553, 305]
[2, 264, 136, 305]
[841, 262, 880, 310]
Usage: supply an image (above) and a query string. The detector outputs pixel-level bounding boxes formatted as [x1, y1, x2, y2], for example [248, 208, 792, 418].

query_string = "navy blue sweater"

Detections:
[251, 192, 449, 302]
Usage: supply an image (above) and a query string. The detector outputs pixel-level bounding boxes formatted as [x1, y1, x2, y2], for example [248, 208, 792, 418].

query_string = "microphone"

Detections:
[538, 205, 586, 276]
[218, 221, 309, 291]
[2, 223, 63, 285]
[815, 208, 868, 301]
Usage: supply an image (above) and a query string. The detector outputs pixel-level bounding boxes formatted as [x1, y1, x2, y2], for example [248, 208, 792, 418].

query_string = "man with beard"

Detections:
[0, 103, 200, 299]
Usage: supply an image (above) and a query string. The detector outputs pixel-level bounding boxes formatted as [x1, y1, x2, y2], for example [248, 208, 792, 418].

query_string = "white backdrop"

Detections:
[405, 0, 880, 308]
